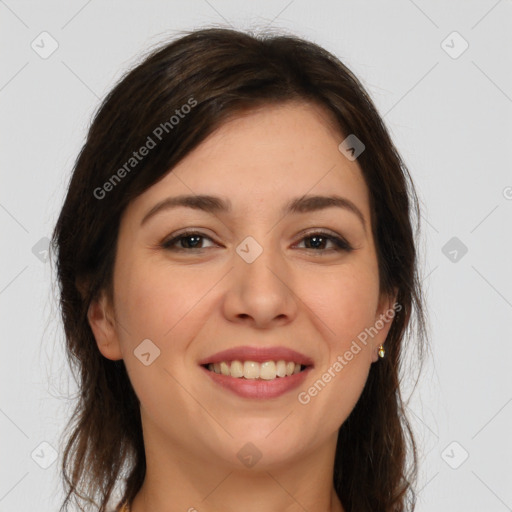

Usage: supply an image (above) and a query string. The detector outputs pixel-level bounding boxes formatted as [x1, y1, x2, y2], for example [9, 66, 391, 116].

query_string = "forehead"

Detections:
[128, 102, 371, 221]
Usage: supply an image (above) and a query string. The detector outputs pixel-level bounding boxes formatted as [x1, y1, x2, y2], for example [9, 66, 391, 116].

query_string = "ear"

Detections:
[87, 291, 123, 361]
[370, 289, 398, 363]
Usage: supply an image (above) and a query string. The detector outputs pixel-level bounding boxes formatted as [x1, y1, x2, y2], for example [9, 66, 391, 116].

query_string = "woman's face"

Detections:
[90, 102, 395, 470]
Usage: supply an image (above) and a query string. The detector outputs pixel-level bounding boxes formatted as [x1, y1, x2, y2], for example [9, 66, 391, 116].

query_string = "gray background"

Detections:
[1, 1, 511, 511]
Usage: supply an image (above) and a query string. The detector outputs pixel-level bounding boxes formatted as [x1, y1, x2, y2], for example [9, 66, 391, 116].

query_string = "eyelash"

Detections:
[160, 230, 353, 254]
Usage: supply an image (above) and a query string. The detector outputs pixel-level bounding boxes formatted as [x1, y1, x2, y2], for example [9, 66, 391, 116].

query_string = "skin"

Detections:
[88, 102, 395, 512]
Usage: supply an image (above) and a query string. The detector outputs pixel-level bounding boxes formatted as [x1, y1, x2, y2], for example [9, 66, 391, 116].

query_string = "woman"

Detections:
[52, 27, 427, 512]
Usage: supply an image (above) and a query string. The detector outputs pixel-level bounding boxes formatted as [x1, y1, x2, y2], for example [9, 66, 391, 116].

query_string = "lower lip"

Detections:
[200, 366, 312, 399]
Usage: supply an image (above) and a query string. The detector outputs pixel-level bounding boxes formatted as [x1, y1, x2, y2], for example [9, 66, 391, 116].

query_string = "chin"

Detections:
[205, 428, 310, 471]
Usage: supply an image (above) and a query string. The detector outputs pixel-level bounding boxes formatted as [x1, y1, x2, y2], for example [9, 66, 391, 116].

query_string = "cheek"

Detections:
[113, 262, 210, 428]
[114, 258, 209, 341]
[298, 262, 380, 425]
[304, 261, 381, 342]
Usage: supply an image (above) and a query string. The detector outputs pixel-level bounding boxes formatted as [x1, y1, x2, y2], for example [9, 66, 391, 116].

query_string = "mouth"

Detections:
[198, 346, 314, 399]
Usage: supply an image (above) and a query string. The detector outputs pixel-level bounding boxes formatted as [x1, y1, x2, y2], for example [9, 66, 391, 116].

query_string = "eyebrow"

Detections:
[140, 194, 367, 231]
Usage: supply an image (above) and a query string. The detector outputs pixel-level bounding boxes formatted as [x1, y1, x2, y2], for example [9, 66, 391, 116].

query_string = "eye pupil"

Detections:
[182, 235, 202, 248]
[307, 236, 325, 249]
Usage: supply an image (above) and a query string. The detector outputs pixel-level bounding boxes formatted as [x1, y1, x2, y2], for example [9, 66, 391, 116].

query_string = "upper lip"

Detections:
[198, 346, 314, 366]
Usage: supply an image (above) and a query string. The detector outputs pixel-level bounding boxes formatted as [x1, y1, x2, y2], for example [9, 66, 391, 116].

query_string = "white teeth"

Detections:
[206, 360, 304, 380]
[220, 361, 230, 376]
[230, 360, 244, 378]
[260, 361, 276, 380]
[243, 361, 259, 379]
[276, 360, 287, 377]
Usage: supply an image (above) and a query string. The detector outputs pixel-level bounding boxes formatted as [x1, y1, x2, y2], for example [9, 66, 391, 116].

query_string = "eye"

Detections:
[161, 231, 217, 251]
[160, 229, 353, 253]
[294, 231, 353, 253]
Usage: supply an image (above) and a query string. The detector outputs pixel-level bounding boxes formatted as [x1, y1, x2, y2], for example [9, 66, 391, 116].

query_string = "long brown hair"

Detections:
[51, 27, 427, 512]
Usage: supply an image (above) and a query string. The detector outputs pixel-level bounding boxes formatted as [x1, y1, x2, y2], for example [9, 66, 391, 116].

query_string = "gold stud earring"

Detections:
[378, 344, 385, 358]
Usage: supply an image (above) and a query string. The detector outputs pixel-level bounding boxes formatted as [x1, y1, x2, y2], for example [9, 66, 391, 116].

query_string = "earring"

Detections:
[378, 344, 385, 358]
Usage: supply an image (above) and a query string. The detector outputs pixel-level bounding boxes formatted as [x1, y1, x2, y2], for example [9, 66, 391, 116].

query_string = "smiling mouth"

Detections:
[202, 360, 309, 381]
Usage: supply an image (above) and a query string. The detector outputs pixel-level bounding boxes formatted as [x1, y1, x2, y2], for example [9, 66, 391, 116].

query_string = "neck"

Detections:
[130, 415, 345, 512]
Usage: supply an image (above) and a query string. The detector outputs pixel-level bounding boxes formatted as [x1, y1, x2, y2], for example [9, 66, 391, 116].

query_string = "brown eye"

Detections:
[161, 231, 216, 251]
[296, 231, 353, 252]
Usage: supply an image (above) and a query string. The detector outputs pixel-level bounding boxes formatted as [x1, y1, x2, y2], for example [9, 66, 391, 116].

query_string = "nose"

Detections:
[222, 241, 298, 329]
